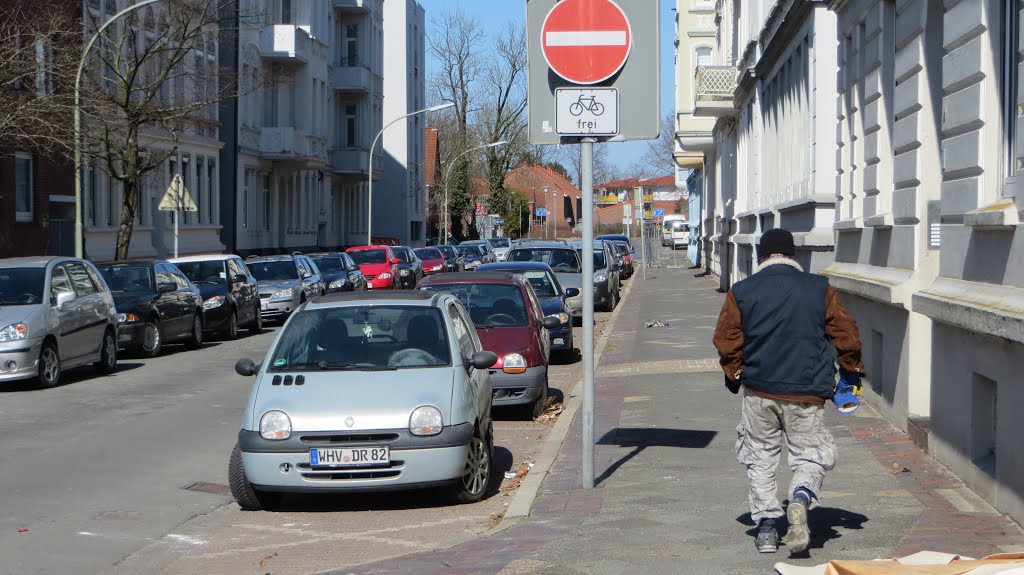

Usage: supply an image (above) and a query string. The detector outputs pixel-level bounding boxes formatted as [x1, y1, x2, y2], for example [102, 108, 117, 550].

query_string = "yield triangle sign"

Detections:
[158, 173, 198, 212]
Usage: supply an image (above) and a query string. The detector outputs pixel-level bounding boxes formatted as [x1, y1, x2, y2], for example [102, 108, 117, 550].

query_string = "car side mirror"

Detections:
[391, 258, 401, 265]
[54, 290, 76, 309]
[470, 351, 498, 370]
[542, 316, 561, 330]
[230, 273, 248, 284]
[158, 282, 177, 293]
[302, 272, 312, 279]
[347, 265, 360, 272]
[564, 287, 580, 298]
[235, 358, 259, 376]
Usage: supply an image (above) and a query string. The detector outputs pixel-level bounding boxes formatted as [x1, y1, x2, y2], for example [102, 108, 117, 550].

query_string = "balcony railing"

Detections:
[331, 64, 372, 93]
[330, 147, 383, 178]
[259, 25, 310, 64]
[258, 127, 328, 164]
[333, 0, 370, 13]
[596, 195, 620, 204]
[694, 65, 737, 117]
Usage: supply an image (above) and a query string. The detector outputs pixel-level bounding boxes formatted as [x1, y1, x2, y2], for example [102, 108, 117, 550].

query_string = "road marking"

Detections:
[545, 31, 627, 47]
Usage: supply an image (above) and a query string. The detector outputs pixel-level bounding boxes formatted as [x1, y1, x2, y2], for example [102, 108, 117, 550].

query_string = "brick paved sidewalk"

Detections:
[332, 262, 1024, 575]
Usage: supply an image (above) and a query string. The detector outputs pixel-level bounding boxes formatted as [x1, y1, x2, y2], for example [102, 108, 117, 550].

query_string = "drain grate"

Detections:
[181, 481, 231, 496]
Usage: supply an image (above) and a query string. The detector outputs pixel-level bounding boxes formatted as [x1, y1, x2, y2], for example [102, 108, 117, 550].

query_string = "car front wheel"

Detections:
[185, 314, 203, 349]
[451, 432, 491, 504]
[249, 304, 263, 335]
[228, 444, 282, 511]
[94, 328, 117, 374]
[37, 340, 61, 388]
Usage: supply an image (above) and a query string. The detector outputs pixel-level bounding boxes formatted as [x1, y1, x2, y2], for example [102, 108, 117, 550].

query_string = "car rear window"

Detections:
[506, 248, 580, 272]
[175, 260, 227, 284]
[310, 257, 344, 274]
[97, 265, 154, 292]
[249, 260, 298, 281]
[348, 250, 387, 265]
[269, 306, 451, 371]
[422, 283, 528, 327]
[414, 248, 443, 260]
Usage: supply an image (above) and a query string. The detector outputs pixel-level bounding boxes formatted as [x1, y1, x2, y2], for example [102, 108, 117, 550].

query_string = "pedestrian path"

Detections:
[336, 263, 1024, 575]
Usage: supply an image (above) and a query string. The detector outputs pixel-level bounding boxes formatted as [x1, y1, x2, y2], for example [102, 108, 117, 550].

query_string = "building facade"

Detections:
[682, 0, 1024, 526]
[379, 0, 427, 246]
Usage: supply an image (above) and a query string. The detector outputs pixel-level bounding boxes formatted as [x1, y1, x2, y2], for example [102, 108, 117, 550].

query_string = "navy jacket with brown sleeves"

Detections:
[712, 258, 864, 401]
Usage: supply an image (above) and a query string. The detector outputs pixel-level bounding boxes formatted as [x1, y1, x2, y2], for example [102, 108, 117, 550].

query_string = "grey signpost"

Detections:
[527, 0, 659, 489]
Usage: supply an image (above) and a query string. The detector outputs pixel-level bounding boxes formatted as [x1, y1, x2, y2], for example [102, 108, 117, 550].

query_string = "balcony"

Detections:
[331, 62, 372, 93]
[258, 127, 328, 165]
[330, 147, 383, 179]
[694, 65, 737, 117]
[259, 25, 310, 64]
[333, 0, 370, 13]
[596, 195, 621, 205]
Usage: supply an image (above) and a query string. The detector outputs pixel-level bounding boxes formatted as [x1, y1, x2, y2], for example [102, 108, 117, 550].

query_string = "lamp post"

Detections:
[367, 101, 454, 245]
[75, 0, 161, 258]
[441, 140, 507, 245]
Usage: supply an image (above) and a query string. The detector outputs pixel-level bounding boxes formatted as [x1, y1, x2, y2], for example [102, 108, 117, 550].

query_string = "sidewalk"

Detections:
[333, 263, 1024, 575]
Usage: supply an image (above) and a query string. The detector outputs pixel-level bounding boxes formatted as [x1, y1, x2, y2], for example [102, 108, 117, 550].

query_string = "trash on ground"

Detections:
[17, 528, 28, 533]
[503, 471, 518, 480]
[775, 550, 1024, 575]
[890, 462, 910, 474]
[535, 397, 564, 422]
[644, 320, 669, 328]
[501, 462, 534, 492]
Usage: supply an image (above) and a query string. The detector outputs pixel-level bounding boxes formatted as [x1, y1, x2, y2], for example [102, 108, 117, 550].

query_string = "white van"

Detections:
[661, 214, 687, 246]
[670, 220, 691, 249]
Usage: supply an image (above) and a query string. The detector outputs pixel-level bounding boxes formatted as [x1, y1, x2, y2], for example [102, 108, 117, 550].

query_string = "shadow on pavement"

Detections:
[0, 362, 147, 393]
[595, 428, 717, 486]
[736, 506, 869, 556]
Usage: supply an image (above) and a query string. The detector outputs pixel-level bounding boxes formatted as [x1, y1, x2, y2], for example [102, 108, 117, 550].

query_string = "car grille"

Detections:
[259, 293, 272, 300]
[297, 465, 403, 481]
[364, 274, 376, 280]
[493, 387, 530, 401]
[298, 433, 401, 444]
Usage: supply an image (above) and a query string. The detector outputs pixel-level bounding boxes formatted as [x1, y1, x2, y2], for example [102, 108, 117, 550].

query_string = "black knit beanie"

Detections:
[757, 228, 795, 261]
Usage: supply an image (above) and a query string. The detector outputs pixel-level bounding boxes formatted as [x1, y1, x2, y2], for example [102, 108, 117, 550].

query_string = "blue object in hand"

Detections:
[834, 371, 862, 415]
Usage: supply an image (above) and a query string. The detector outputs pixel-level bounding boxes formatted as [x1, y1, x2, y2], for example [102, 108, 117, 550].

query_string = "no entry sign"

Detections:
[541, 0, 632, 85]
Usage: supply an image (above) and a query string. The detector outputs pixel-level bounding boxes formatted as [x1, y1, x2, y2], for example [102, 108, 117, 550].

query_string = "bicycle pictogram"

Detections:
[569, 94, 605, 116]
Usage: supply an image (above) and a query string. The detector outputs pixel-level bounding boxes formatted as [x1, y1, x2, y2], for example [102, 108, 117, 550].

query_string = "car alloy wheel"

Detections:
[226, 310, 239, 340]
[250, 304, 263, 335]
[95, 329, 117, 374]
[185, 315, 203, 349]
[453, 434, 490, 503]
[37, 341, 61, 388]
[141, 320, 162, 357]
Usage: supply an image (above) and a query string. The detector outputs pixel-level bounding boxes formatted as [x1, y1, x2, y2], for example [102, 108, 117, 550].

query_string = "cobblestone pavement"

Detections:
[332, 254, 1024, 575]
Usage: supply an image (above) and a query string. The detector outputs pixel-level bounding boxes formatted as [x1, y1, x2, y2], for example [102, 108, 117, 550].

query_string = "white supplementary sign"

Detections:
[555, 88, 618, 136]
[158, 173, 197, 212]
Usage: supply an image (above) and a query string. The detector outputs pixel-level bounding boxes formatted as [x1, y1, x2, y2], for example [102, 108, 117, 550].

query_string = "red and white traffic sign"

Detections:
[540, 0, 632, 85]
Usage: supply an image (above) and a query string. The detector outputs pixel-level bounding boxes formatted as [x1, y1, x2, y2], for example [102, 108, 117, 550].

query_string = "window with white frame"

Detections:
[695, 46, 712, 67]
[15, 153, 33, 222]
[34, 36, 54, 96]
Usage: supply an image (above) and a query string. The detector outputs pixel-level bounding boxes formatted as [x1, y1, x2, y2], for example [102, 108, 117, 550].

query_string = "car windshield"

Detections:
[348, 250, 387, 265]
[0, 268, 46, 305]
[268, 306, 451, 371]
[311, 257, 344, 274]
[575, 249, 607, 270]
[437, 246, 456, 258]
[612, 243, 628, 254]
[97, 265, 154, 292]
[414, 248, 442, 260]
[456, 246, 482, 257]
[249, 260, 297, 281]
[423, 283, 528, 327]
[393, 248, 415, 263]
[520, 271, 559, 297]
[174, 261, 227, 284]
[487, 238, 510, 248]
[507, 248, 581, 273]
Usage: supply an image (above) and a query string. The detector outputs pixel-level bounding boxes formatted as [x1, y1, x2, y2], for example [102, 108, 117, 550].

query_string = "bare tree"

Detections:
[0, 0, 78, 154]
[635, 111, 677, 178]
[79, 0, 247, 260]
[556, 142, 621, 187]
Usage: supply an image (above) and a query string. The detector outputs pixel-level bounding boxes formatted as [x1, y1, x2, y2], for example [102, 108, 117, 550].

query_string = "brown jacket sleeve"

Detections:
[825, 285, 864, 373]
[713, 289, 745, 380]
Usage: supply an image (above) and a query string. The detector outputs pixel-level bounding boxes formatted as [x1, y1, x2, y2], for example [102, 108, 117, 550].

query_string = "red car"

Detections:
[345, 245, 400, 289]
[418, 272, 560, 418]
[414, 247, 447, 276]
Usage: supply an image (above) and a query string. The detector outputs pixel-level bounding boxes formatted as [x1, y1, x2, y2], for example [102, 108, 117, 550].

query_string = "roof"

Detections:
[505, 164, 582, 199]
[596, 175, 676, 190]
[95, 259, 163, 266]
[639, 175, 676, 187]
[419, 271, 522, 285]
[0, 256, 69, 268]
[478, 262, 554, 273]
[307, 290, 440, 307]
[170, 253, 238, 263]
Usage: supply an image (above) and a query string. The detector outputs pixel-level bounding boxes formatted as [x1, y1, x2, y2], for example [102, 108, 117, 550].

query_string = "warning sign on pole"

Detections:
[158, 174, 198, 212]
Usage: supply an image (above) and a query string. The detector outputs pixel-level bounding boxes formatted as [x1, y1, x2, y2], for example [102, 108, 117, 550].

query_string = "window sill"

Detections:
[834, 218, 863, 231]
[913, 277, 1024, 345]
[821, 262, 913, 305]
[864, 213, 894, 228]
[776, 194, 836, 213]
[963, 200, 1020, 229]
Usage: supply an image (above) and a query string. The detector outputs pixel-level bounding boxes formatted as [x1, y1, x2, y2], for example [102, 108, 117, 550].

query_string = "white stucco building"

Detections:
[378, 0, 426, 246]
[681, 0, 1024, 526]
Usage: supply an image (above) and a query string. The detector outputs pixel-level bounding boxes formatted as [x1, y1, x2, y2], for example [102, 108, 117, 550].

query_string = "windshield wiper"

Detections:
[275, 361, 397, 371]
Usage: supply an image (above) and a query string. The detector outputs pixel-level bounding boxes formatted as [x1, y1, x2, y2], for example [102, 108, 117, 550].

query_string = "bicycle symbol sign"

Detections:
[555, 87, 618, 136]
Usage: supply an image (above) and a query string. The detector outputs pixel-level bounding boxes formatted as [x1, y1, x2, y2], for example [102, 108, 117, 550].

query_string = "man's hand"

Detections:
[725, 376, 741, 394]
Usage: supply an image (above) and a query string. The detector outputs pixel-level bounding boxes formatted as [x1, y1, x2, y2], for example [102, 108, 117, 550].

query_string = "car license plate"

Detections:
[309, 446, 389, 467]
[366, 284, 374, 289]
[553, 337, 564, 346]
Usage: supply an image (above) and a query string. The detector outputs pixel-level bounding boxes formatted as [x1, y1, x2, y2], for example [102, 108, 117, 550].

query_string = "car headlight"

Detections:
[328, 279, 347, 289]
[409, 405, 443, 436]
[431, 265, 443, 271]
[546, 312, 570, 325]
[203, 295, 225, 309]
[259, 410, 292, 440]
[0, 323, 28, 343]
[271, 288, 293, 301]
[400, 269, 411, 276]
[378, 272, 393, 280]
[502, 352, 527, 374]
[117, 312, 140, 324]
[594, 272, 608, 283]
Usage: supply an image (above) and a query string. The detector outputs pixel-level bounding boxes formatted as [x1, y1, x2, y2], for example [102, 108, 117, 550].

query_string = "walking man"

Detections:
[712, 228, 864, 554]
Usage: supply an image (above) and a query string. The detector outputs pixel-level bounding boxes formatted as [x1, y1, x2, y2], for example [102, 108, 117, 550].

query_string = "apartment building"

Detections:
[378, 0, 426, 246]
[681, 0, 1024, 525]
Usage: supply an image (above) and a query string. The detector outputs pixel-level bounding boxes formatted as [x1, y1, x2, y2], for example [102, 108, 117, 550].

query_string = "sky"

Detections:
[418, 0, 677, 176]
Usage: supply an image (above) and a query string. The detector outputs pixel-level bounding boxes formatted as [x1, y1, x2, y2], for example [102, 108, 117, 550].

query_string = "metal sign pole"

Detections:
[581, 138, 595, 490]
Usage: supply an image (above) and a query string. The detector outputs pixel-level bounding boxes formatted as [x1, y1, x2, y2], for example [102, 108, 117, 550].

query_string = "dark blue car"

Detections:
[477, 262, 579, 355]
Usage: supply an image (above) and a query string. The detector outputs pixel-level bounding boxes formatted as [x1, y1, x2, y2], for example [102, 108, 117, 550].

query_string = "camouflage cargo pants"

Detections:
[736, 390, 837, 523]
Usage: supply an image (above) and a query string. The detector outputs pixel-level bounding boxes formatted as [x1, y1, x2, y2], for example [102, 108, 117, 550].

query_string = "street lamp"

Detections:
[441, 140, 507, 245]
[366, 101, 454, 245]
[75, 0, 161, 258]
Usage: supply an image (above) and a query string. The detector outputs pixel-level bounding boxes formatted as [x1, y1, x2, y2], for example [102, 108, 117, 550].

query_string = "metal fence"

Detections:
[695, 65, 738, 100]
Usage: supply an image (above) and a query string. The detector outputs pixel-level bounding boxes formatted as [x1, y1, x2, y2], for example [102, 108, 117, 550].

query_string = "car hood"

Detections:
[321, 272, 347, 284]
[539, 296, 565, 316]
[251, 369, 456, 431]
[356, 263, 392, 274]
[256, 279, 300, 293]
[111, 291, 158, 312]
[0, 304, 44, 328]
[554, 272, 582, 290]
[475, 326, 536, 367]
[421, 258, 445, 269]
[195, 283, 228, 299]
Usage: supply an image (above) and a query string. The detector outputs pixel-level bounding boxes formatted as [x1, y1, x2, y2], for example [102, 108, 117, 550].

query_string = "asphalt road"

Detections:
[0, 300, 613, 575]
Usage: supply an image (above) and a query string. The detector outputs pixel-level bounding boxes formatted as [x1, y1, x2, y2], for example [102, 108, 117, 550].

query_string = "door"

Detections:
[449, 302, 487, 412]
[65, 262, 109, 359]
[49, 264, 88, 361]
[523, 282, 550, 362]
[154, 264, 186, 337]
[228, 258, 255, 324]
[169, 264, 199, 333]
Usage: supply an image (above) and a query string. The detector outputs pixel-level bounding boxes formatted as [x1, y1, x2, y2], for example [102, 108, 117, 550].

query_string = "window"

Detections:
[281, 0, 292, 24]
[1002, 0, 1020, 186]
[35, 36, 54, 96]
[227, 258, 246, 279]
[66, 263, 99, 296]
[15, 153, 33, 222]
[262, 173, 270, 230]
[50, 265, 74, 297]
[695, 46, 712, 67]
[155, 264, 176, 290]
[448, 303, 475, 359]
[345, 24, 359, 66]
[345, 104, 358, 147]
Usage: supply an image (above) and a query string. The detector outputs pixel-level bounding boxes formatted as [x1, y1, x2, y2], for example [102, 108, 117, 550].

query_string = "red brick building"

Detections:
[505, 164, 583, 239]
[0, 151, 75, 258]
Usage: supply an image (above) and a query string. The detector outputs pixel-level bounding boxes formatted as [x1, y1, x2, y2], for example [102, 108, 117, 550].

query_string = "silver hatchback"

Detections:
[229, 291, 498, 510]
[0, 257, 119, 388]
